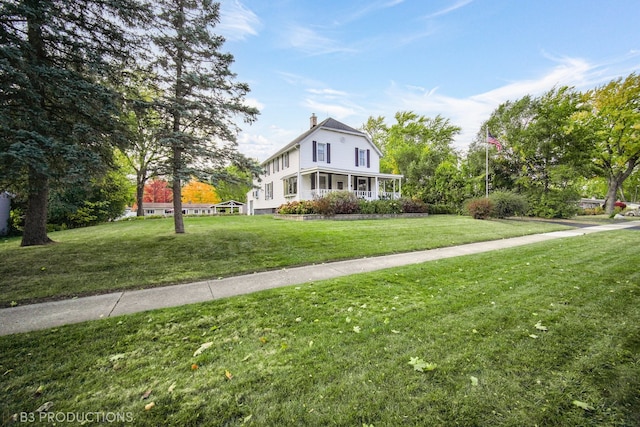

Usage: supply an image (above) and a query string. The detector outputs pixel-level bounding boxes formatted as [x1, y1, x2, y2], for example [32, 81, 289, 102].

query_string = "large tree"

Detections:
[150, 0, 258, 234]
[119, 75, 167, 216]
[478, 87, 591, 217]
[378, 111, 461, 204]
[0, 0, 148, 245]
[570, 73, 640, 214]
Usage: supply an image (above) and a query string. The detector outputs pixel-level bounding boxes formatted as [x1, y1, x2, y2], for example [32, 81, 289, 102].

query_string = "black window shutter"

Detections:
[355, 147, 359, 166]
[327, 143, 331, 164]
[328, 173, 332, 189]
[313, 141, 317, 162]
[366, 149, 371, 168]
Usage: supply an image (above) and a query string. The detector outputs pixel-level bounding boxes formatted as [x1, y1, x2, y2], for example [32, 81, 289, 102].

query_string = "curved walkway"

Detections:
[1, 221, 637, 336]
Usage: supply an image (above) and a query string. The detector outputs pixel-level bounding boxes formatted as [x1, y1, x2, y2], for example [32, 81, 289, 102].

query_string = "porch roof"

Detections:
[293, 166, 403, 180]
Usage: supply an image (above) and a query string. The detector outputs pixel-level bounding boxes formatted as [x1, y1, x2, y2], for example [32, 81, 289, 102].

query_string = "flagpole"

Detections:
[485, 127, 489, 198]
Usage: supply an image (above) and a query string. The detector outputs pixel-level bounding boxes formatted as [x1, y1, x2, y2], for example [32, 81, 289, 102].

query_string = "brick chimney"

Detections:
[310, 113, 317, 129]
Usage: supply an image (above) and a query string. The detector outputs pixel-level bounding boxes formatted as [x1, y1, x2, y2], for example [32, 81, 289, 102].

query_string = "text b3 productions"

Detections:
[13, 411, 135, 424]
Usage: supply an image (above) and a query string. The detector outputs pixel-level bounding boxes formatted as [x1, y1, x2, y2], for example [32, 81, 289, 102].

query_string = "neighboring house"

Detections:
[140, 201, 245, 216]
[247, 114, 403, 215]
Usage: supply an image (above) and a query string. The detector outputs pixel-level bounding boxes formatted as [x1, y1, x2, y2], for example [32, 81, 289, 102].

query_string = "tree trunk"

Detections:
[172, 147, 185, 233]
[21, 172, 53, 246]
[604, 178, 619, 214]
[172, 175, 184, 233]
[136, 170, 145, 216]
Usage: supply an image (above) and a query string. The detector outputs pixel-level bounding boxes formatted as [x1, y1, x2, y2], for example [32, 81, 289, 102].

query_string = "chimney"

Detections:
[310, 113, 317, 129]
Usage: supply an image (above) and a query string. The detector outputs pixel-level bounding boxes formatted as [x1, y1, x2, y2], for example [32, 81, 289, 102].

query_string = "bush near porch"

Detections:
[277, 191, 428, 215]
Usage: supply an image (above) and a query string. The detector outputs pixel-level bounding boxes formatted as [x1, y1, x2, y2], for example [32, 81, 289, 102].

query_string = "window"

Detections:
[265, 182, 274, 200]
[317, 143, 326, 162]
[284, 177, 297, 196]
[355, 147, 370, 168]
[312, 141, 330, 163]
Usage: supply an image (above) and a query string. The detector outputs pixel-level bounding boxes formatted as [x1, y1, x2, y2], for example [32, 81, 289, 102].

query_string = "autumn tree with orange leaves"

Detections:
[181, 181, 220, 204]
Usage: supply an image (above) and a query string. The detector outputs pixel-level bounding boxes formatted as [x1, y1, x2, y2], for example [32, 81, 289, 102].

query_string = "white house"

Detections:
[247, 115, 403, 215]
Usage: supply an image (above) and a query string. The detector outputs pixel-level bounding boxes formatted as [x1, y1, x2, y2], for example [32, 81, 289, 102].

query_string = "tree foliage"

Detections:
[143, 178, 173, 203]
[569, 73, 640, 213]
[0, 0, 149, 245]
[181, 180, 220, 204]
[149, 0, 259, 234]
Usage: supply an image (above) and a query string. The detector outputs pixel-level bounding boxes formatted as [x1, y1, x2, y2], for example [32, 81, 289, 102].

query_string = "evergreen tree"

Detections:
[150, 0, 259, 234]
[0, 0, 149, 245]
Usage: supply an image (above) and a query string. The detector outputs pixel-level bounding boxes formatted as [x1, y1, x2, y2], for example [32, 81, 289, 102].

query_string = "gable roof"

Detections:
[262, 117, 375, 164]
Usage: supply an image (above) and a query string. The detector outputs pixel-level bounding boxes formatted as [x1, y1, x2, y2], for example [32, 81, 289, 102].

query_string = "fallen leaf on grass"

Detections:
[225, 370, 233, 380]
[35, 402, 53, 413]
[191, 364, 199, 370]
[168, 383, 176, 393]
[193, 342, 213, 357]
[470, 376, 479, 386]
[572, 400, 594, 411]
[408, 357, 437, 372]
[144, 402, 155, 411]
[529, 334, 539, 339]
[534, 321, 548, 331]
[141, 389, 152, 400]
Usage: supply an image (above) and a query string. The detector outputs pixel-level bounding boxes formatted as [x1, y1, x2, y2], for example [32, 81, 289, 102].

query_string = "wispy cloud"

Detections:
[218, 0, 262, 41]
[284, 25, 356, 56]
[336, 0, 405, 25]
[423, 0, 473, 20]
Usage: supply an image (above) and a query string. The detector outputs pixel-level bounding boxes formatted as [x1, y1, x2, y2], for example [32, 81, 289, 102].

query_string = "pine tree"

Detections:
[0, 0, 149, 245]
[150, 0, 259, 234]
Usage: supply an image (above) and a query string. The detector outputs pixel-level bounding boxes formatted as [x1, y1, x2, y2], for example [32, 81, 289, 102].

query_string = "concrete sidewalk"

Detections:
[1, 221, 637, 336]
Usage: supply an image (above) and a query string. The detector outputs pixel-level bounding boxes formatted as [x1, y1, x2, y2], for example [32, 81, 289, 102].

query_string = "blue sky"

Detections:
[216, 0, 640, 161]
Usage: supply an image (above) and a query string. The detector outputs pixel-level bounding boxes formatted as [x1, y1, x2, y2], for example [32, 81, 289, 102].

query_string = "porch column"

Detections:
[316, 172, 319, 194]
[374, 177, 379, 199]
[297, 171, 301, 200]
[348, 174, 352, 192]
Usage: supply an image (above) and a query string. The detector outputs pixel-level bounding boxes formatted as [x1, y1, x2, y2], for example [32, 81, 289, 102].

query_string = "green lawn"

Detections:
[0, 215, 570, 306]
[1, 231, 638, 426]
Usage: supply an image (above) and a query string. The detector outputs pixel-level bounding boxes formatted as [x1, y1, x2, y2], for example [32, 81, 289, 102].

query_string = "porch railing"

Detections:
[302, 189, 400, 200]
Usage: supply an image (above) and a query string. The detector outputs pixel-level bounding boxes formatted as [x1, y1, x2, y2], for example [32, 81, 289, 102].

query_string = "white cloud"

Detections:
[243, 97, 264, 112]
[218, 0, 261, 41]
[285, 25, 357, 56]
[301, 99, 360, 120]
[422, 0, 473, 19]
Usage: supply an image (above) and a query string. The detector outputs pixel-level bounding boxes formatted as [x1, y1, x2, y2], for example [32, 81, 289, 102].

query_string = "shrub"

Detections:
[465, 198, 494, 219]
[579, 207, 604, 216]
[325, 191, 360, 214]
[277, 200, 317, 215]
[527, 188, 580, 219]
[428, 204, 458, 215]
[614, 201, 627, 210]
[399, 198, 429, 213]
[489, 191, 528, 218]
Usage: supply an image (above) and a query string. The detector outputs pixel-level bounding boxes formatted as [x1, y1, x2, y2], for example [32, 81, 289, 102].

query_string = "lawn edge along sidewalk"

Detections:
[0, 222, 637, 336]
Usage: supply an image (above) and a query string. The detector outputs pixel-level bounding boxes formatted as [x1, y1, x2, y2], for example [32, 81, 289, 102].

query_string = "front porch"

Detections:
[287, 168, 403, 201]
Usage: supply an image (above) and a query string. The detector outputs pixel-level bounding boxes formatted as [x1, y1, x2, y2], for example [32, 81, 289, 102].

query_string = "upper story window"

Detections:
[358, 149, 366, 167]
[355, 147, 370, 168]
[317, 143, 326, 162]
[312, 141, 331, 163]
